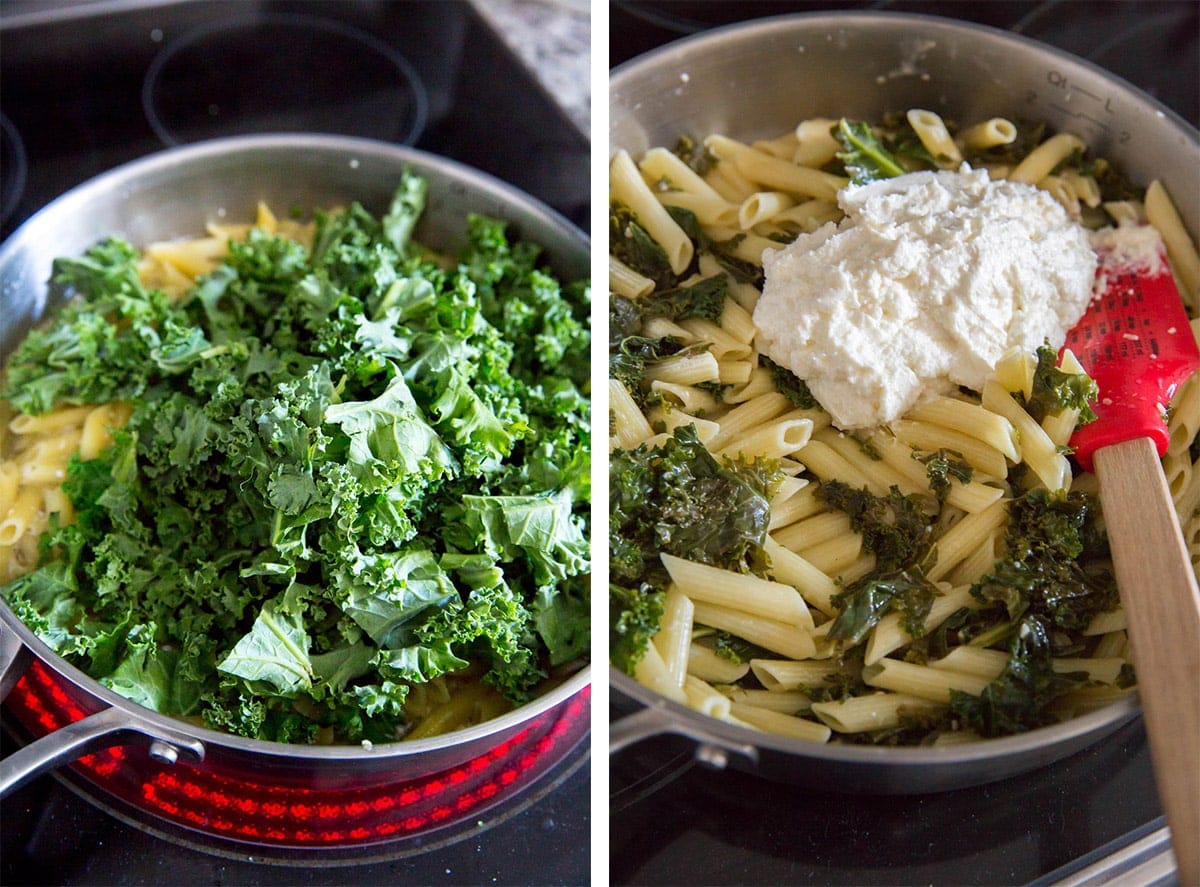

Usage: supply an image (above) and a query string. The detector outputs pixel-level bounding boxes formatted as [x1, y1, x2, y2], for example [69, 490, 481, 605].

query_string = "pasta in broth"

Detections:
[609, 109, 1200, 745]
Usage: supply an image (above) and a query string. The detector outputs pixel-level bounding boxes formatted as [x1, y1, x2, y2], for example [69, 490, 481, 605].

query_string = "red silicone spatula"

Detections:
[1063, 227, 1200, 884]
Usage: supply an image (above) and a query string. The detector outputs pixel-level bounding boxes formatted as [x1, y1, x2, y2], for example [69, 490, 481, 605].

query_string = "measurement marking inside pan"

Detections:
[1048, 104, 1112, 131]
[1046, 69, 1117, 114]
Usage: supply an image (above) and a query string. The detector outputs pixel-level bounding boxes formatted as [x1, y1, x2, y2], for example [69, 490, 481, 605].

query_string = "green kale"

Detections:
[610, 582, 665, 675]
[612, 424, 779, 582]
[381, 168, 428, 254]
[816, 480, 934, 573]
[760, 355, 820, 410]
[1, 239, 177, 413]
[611, 201, 675, 289]
[609, 274, 729, 343]
[949, 616, 1088, 736]
[672, 134, 718, 177]
[1020, 343, 1099, 426]
[1, 175, 590, 744]
[609, 425, 780, 671]
[833, 118, 907, 185]
[608, 337, 701, 410]
[971, 488, 1116, 631]
[907, 604, 995, 663]
[610, 295, 643, 344]
[915, 449, 974, 501]
[877, 110, 939, 167]
[645, 273, 728, 325]
[708, 243, 764, 289]
[1087, 157, 1143, 204]
[827, 570, 939, 645]
[712, 633, 751, 664]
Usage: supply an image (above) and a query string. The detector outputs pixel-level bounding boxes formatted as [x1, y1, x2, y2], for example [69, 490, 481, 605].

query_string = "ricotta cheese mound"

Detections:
[752, 165, 1098, 429]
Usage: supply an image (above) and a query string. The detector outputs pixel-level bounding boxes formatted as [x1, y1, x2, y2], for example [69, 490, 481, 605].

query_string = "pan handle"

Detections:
[0, 626, 206, 799]
[0, 620, 32, 700]
[610, 703, 759, 771]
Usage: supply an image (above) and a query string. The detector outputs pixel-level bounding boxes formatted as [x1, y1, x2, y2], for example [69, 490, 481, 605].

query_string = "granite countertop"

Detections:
[469, 0, 590, 136]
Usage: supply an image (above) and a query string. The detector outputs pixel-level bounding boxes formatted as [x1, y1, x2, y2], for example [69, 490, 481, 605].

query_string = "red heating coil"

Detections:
[7, 659, 588, 847]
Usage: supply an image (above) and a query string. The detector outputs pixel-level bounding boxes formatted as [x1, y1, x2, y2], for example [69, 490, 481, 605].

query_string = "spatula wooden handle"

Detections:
[1093, 436, 1200, 885]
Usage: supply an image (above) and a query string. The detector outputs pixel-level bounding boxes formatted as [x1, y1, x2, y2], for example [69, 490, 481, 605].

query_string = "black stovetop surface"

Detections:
[1, 729, 590, 886]
[0, 0, 589, 240]
[0, 2, 588, 884]
[609, 2, 1196, 885]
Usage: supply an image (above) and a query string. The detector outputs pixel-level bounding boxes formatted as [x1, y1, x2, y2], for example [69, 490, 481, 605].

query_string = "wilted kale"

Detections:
[833, 118, 907, 185]
[1085, 157, 1143, 204]
[949, 616, 1089, 736]
[611, 201, 675, 289]
[816, 480, 934, 573]
[873, 110, 939, 168]
[610, 582, 665, 674]
[1, 170, 590, 744]
[609, 425, 781, 673]
[760, 355, 820, 410]
[711, 630, 773, 665]
[827, 570, 940, 645]
[708, 242, 764, 289]
[611, 424, 779, 584]
[610, 274, 729, 343]
[1019, 343, 1099, 426]
[971, 488, 1116, 631]
[915, 449, 974, 501]
[814, 480, 941, 644]
[608, 336, 695, 410]
[672, 134, 718, 177]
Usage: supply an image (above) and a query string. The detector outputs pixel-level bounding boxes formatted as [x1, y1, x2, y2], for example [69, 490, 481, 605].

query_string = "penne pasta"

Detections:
[609, 109, 1199, 750]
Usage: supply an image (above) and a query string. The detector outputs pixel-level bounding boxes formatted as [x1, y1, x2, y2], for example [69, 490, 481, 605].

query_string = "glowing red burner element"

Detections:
[5, 659, 589, 852]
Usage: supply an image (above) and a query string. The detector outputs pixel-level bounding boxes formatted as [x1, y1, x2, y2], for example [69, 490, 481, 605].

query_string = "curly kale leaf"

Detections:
[1, 239, 181, 413]
[216, 598, 314, 695]
[816, 480, 934, 574]
[709, 240, 764, 288]
[609, 425, 780, 672]
[1020, 343, 1099, 426]
[611, 201, 675, 289]
[611, 424, 778, 585]
[381, 167, 428, 254]
[949, 616, 1088, 736]
[672, 134, 718, 177]
[915, 449, 974, 501]
[614, 273, 724, 340]
[446, 490, 590, 591]
[971, 488, 1116, 631]
[608, 336, 697, 410]
[827, 570, 939, 645]
[610, 582, 665, 675]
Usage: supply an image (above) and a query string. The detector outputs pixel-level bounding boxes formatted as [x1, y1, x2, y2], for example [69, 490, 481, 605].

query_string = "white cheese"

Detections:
[752, 165, 1097, 429]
